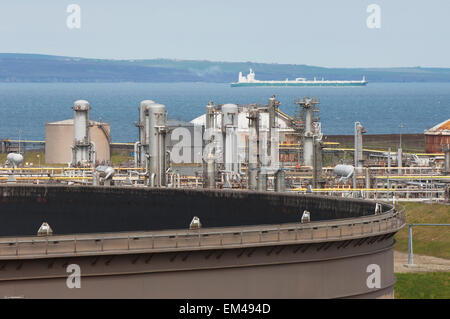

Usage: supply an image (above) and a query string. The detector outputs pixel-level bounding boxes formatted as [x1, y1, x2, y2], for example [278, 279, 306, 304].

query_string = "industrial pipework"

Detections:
[72, 100, 95, 166]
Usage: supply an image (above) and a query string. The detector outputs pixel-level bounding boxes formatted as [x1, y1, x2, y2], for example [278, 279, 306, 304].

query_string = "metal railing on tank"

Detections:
[0, 207, 405, 259]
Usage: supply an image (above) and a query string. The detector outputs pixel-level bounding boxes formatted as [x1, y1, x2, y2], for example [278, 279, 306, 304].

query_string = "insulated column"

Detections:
[203, 102, 216, 188]
[221, 104, 239, 175]
[247, 107, 260, 190]
[147, 103, 167, 187]
[72, 100, 91, 166]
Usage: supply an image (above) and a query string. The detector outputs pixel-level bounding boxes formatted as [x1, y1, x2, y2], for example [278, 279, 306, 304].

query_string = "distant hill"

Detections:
[1, 53, 449, 83]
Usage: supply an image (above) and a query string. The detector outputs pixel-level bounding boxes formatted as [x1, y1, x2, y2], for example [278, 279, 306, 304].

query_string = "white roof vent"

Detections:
[301, 210, 311, 223]
[37, 222, 53, 236]
[375, 203, 382, 215]
[189, 216, 202, 230]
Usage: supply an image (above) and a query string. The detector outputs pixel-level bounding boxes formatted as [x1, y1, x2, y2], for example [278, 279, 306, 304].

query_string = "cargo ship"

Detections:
[231, 69, 367, 87]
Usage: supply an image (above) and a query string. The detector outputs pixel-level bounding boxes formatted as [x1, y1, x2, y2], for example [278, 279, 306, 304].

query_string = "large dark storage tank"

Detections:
[0, 185, 386, 237]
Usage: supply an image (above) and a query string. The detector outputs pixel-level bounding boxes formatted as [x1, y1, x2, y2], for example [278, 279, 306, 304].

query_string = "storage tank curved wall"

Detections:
[0, 185, 404, 299]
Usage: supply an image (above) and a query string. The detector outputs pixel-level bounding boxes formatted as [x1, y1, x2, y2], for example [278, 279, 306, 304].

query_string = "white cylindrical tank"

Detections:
[6, 153, 24, 168]
[333, 164, 354, 179]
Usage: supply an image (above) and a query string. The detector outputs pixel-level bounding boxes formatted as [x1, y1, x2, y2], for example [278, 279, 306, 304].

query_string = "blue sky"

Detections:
[0, 0, 449, 67]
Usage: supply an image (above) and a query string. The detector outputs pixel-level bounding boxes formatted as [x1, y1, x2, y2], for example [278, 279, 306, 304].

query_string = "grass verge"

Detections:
[395, 202, 450, 259]
[395, 272, 450, 299]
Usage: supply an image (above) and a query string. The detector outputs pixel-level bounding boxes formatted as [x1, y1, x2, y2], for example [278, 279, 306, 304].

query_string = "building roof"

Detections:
[46, 119, 109, 126]
[190, 107, 295, 132]
[424, 119, 450, 135]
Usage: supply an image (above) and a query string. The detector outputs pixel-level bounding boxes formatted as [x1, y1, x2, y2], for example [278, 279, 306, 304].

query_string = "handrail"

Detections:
[0, 208, 405, 259]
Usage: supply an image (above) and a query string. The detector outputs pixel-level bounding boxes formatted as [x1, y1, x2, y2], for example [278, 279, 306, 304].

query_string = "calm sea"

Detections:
[0, 82, 448, 142]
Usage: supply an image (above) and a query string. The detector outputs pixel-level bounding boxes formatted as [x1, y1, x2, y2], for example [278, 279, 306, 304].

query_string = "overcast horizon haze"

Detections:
[0, 1, 449, 68]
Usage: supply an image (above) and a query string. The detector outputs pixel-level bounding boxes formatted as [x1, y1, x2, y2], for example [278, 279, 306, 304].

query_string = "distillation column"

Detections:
[138, 100, 155, 167]
[312, 137, 324, 188]
[147, 103, 168, 187]
[354, 122, 366, 174]
[203, 102, 217, 188]
[297, 97, 319, 167]
[72, 100, 93, 166]
[221, 104, 239, 177]
[247, 107, 260, 190]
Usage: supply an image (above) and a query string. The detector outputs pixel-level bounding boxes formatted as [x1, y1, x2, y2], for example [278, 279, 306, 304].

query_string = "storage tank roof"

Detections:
[46, 119, 109, 126]
[425, 119, 450, 135]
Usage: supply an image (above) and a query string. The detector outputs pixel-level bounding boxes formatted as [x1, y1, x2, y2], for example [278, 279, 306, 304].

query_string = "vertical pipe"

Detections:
[138, 100, 154, 167]
[397, 148, 403, 173]
[147, 103, 167, 187]
[354, 122, 365, 174]
[365, 167, 370, 189]
[257, 170, 267, 191]
[387, 147, 391, 200]
[222, 104, 238, 174]
[203, 102, 216, 189]
[303, 107, 314, 167]
[312, 137, 323, 188]
[443, 146, 450, 174]
[275, 169, 286, 192]
[248, 107, 259, 190]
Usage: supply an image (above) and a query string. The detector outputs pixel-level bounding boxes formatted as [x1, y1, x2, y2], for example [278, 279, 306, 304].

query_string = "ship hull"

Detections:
[231, 82, 368, 87]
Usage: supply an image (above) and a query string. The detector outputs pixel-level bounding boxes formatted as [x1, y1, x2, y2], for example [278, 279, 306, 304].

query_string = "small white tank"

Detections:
[333, 164, 354, 179]
[6, 153, 24, 167]
[189, 216, 202, 230]
[96, 165, 115, 180]
[301, 210, 311, 223]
